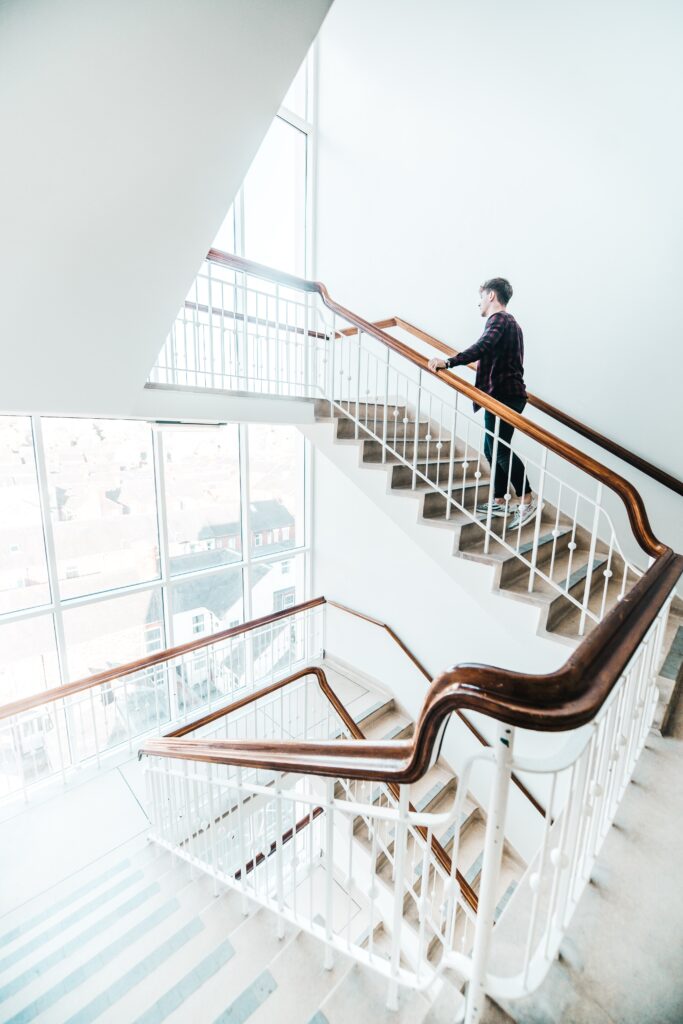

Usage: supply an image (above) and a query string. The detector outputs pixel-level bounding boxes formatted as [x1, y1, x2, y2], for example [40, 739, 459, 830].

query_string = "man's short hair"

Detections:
[481, 278, 513, 305]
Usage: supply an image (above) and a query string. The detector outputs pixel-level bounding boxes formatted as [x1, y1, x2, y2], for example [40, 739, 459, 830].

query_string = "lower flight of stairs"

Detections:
[0, 831, 465, 1024]
[0, 662, 524, 1023]
[309, 401, 683, 733]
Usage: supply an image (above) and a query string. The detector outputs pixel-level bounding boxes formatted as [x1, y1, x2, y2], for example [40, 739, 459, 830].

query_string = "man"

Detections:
[427, 278, 538, 530]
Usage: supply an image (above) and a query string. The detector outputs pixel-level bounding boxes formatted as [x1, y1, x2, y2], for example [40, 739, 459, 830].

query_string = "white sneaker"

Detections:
[475, 501, 509, 519]
[508, 499, 541, 530]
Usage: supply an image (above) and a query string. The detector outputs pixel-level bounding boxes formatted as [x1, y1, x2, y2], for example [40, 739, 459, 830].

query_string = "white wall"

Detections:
[314, 0, 683, 551]
[313, 452, 560, 858]
[312, 445, 563, 681]
[0, 0, 331, 417]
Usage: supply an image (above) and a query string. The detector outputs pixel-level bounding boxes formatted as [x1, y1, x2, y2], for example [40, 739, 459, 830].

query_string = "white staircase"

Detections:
[1, 661, 518, 1023]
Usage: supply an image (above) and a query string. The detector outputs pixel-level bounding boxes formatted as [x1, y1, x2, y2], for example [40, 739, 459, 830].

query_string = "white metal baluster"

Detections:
[208, 261, 215, 389]
[416, 828, 431, 981]
[461, 421, 471, 507]
[368, 813, 380, 960]
[445, 402, 458, 520]
[548, 485, 563, 583]
[303, 293, 310, 395]
[381, 348, 390, 464]
[522, 772, 557, 988]
[55, 699, 68, 786]
[579, 483, 603, 636]
[275, 777, 285, 938]
[329, 315, 337, 415]
[354, 331, 362, 439]
[324, 778, 335, 969]
[598, 537, 616, 622]
[411, 370, 423, 490]
[425, 393, 433, 484]
[483, 416, 501, 555]
[387, 784, 409, 1011]
[565, 493, 580, 592]
[235, 767, 249, 914]
[528, 448, 548, 591]
[465, 725, 514, 1024]
[207, 764, 219, 896]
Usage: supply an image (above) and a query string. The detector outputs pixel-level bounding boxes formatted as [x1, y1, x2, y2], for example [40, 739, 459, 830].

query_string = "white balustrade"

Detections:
[0, 602, 323, 803]
[141, 584, 675, 1023]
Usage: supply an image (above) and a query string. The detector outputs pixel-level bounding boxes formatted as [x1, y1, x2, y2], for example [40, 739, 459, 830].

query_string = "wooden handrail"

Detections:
[145, 662, 478, 913]
[139, 549, 683, 782]
[376, 315, 683, 499]
[326, 600, 546, 817]
[0, 597, 326, 722]
[205, 249, 665, 557]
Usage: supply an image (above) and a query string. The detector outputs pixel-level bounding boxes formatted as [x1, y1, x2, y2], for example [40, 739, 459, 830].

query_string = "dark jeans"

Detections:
[483, 396, 532, 499]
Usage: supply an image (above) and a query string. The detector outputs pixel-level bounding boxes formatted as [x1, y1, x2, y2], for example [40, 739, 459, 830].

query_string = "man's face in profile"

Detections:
[478, 288, 495, 317]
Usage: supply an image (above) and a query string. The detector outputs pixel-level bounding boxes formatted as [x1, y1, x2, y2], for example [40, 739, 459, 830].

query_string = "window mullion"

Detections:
[31, 416, 70, 689]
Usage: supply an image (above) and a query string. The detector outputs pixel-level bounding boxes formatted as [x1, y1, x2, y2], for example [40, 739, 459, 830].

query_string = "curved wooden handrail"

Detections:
[377, 315, 683, 499]
[139, 549, 683, 781]
[206, 249, 665, 557]
[144, 662, 478, 913]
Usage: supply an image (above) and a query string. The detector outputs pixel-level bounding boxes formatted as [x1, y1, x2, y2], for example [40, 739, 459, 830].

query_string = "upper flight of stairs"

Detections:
[310, 402, 683, 734]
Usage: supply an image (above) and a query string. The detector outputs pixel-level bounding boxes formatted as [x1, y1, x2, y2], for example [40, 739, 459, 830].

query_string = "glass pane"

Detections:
[251, 554, 305, 619]
[62, 589, 164, 681]
[43, 418, 160, 599]
[212, 202, 235, 254]
[248, 425, 305, 555]
[0, 702, 69, 798]
[243, 117, 306, 275]
[171, 567, 245, 713]
[62, 589, 168, 758]
[250, 554, 306, 683]
[0, 416, 50, 614]
[0, 615, 60, 703]
[163, 425, 242, 576]
[282, 59, 307, 119]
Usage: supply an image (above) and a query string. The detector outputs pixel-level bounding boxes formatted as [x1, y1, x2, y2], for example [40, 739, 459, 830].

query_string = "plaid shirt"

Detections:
[445, 311, 527, 412]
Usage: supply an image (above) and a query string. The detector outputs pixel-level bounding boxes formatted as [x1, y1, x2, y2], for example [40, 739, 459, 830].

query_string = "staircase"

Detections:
[310, 401, 683, 733]
[0, 661, 524, 1023]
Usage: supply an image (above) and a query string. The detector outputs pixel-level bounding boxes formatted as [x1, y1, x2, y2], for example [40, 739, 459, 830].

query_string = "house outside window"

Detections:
[273, 587, 296, 612]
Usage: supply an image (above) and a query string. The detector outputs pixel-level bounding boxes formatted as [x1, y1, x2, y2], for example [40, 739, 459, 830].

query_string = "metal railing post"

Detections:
[387, 784, 409, 1010]
[579, 482, 603, 635]
[324, 777, 335, 969]
[354, 332, 362, 439]
[528, 448, 548, 592]
[483, 416, 501, 555]
[382, 348, 390, 464]
[465, 724, 515, 1024]
[411, 371, 422, 490]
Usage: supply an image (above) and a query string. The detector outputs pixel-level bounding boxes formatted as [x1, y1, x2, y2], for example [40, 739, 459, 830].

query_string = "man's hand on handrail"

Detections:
[428, 357, 448, 372]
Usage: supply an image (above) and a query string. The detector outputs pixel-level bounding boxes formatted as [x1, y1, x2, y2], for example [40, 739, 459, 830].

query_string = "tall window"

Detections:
[0, 418, 308, 711]
[212, 56, 313, 277]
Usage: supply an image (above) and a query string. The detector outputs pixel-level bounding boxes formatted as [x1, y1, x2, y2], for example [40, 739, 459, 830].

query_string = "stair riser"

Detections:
[498, 535, 575, 587]
[336, 417, 435, 441]
[422, 487, 495, 521]
[391, 461, 487, 491]
[546, 559, 611, 631]
[362, 440, 463, 463]
[335, 401, 407, 419]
